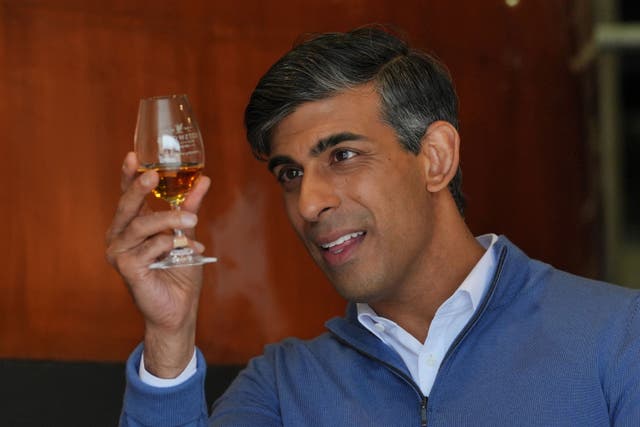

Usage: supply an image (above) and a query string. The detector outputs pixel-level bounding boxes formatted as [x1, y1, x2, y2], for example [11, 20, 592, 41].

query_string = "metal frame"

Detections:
[573, 1, 640, 287]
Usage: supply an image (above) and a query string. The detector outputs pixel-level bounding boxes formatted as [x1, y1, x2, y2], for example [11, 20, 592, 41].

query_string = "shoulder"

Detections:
[494, 236, 639, 315]
[528, 260, 639, 315]
[499, 256, 640, 353]
[491, 237, 640, 341]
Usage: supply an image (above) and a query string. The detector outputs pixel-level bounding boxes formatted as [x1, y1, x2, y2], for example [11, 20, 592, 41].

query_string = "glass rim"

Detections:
[139, 94, 189, 102]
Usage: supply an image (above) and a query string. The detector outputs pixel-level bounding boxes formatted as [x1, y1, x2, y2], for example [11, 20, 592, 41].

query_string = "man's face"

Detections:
[269, 85, 437, 304]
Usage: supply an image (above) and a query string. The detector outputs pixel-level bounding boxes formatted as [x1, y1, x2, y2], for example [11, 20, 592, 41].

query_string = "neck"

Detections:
[369, 192, 484, 343]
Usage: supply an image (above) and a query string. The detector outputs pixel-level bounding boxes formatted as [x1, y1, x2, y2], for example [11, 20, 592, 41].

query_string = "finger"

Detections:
[107, 213, 203, 265]
[112, 152, 154, 237]
[108, 169, 159, 241]
[117, 209, 198, 250]
[137, 236, 205, 263]
[116, 234, 206, 272]
[181, 176, 210, 240]
[116, 233, 175, 272]
[121, 152, 140, 193]
[182, 175, 211, 214]
[192, 240, 205, 253]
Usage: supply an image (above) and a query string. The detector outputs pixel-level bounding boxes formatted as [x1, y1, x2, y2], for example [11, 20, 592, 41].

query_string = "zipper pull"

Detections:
[420, 396, 428, 426]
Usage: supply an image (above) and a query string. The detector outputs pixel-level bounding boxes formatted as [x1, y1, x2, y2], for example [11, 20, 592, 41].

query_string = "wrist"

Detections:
[140, 348, 198, 387]
[143, 325, 196, 379]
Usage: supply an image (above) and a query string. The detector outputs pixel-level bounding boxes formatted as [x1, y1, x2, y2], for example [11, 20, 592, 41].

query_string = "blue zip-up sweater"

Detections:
[121, 236, 640, 426]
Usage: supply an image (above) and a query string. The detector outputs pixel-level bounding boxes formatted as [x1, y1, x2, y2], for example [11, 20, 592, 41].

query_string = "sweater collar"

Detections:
[326, 303, 412, 377]
[325, 235, 534, 372]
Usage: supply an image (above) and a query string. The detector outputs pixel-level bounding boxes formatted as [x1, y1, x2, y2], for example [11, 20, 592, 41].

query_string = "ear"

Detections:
[420, 121, 460, 193]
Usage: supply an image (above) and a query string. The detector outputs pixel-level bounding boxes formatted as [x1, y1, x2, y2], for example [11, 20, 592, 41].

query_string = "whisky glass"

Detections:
[134, 94, 217, 269]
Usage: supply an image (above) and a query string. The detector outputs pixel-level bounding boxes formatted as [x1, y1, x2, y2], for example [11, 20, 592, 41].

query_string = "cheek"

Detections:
[371, 171, 430, 229]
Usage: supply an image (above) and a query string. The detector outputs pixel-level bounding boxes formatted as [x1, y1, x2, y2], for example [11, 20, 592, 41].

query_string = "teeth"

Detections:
[321, 232, 364, 249]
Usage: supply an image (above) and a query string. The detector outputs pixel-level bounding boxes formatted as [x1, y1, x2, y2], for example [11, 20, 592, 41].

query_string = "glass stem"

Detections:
[171, 203, 189, 249]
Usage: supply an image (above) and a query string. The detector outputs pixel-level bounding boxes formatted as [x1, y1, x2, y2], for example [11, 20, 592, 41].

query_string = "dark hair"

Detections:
[244, 26, 465, 215]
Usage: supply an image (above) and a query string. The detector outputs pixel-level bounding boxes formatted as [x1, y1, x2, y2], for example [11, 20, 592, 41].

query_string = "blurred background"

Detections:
[1, 0, 639, 424]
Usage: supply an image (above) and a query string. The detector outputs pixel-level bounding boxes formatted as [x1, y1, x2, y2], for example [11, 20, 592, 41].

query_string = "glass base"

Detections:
[149, 247, 217, 270]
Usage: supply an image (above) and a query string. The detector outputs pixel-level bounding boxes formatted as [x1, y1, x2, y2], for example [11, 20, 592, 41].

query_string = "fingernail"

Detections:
[181, 213, 197, 227]
[193, 241, 205, 252]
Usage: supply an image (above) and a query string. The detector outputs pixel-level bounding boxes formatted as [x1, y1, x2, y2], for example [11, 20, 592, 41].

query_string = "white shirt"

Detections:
[356, 233, 498, 396]
[140, 233, 499, 390]
[139, 348, 197, 387]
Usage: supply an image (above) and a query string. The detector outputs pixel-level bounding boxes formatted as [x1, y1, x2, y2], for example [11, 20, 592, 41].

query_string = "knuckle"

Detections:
[128, 216, 145, 235]
[105, 244, 122, 267]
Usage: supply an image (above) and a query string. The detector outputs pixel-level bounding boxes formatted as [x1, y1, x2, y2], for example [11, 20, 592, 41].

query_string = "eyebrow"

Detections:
[267, 132, 366, 173]
[310, 132, 366, 156]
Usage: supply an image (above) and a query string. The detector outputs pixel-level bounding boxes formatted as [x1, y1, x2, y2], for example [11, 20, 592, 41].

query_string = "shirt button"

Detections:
[374, 323, 385, 332]
[426, 354, 437, 367]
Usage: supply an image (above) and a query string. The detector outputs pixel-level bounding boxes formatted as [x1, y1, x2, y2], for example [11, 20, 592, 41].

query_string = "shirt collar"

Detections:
[458, 233, 498, 311]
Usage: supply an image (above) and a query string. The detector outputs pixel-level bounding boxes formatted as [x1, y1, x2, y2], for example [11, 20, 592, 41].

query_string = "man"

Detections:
[107, 27, 640, 426]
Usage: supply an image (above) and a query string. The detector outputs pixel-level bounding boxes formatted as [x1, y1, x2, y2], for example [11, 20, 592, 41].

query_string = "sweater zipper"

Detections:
[440, 247, 506, 365]
[420, 396, 428, 426]
[331, 247, 507, 426]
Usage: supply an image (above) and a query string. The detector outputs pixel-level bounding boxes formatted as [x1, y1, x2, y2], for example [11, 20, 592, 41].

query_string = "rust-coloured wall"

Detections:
[0, 1, 591, 363]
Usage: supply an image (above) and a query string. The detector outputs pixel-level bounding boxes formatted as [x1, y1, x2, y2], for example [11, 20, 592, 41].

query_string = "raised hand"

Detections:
[106, 152, 211, 377]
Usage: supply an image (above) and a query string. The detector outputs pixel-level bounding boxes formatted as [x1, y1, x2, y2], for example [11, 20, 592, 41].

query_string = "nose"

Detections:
[297, 168, 340, 222]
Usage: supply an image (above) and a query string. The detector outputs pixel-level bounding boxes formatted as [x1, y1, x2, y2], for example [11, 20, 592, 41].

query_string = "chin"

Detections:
[321, 262, 386, 301]
[330, 280, 383, 304]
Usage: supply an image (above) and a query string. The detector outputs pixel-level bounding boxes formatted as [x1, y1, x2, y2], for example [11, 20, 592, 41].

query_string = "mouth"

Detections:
[320, 231, 365, 253]
[316, 231, 366, 266]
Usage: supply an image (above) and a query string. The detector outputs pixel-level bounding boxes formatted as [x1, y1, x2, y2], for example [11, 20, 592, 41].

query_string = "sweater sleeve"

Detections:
[605, 294, 640, 426]
[119, 343, 209, 427]
[208, 347, 283, 427]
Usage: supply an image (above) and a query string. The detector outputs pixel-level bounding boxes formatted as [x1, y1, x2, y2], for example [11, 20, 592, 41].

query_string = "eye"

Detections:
[277, 167, 303, 184]
[332, 149, 357, 162]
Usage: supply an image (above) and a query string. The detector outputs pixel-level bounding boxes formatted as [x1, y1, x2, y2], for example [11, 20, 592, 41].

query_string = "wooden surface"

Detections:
[0, 1, 593, 363]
